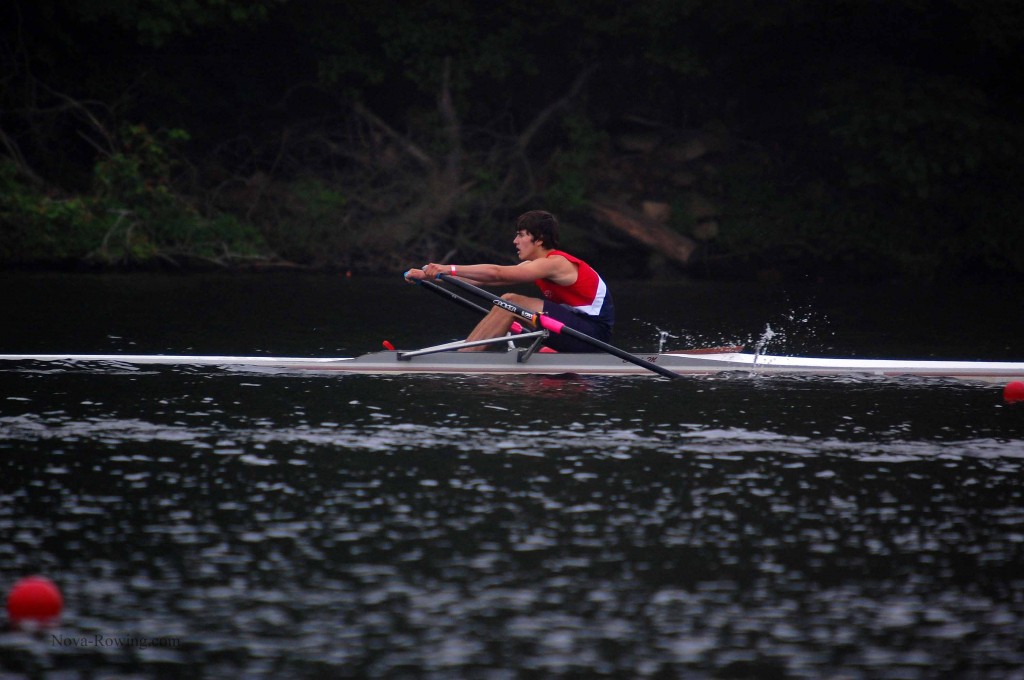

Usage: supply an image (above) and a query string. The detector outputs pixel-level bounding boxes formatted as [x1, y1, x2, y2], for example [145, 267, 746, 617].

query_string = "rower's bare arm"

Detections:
[406, 264, 500, 284]
[420, 258, 570, 286]
[455, 263, 534, 286]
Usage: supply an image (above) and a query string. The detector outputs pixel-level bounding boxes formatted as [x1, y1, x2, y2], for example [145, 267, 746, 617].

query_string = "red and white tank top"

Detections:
[534, 250, 611, 319]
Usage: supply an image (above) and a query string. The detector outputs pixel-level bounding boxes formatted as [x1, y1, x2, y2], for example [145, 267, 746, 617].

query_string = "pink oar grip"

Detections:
[538, 315, 564, 334]
[510, 322, 523, 333]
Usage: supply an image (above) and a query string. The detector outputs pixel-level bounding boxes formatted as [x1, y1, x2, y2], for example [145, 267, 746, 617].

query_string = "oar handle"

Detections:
[437, 274, 680, 379]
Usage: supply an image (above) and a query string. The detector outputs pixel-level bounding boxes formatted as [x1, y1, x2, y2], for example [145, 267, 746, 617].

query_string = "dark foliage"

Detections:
[2, 0, 1022, 279]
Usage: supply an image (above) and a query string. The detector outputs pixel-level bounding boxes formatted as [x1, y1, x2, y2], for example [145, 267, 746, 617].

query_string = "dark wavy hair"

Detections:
[515, 210, 560, 249]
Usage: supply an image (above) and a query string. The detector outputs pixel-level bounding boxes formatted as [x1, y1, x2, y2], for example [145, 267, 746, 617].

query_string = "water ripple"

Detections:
[3, 412, 1022, 463]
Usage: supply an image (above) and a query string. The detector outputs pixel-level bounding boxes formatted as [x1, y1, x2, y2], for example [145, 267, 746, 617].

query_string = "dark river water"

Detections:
[2, 272, 1023, 678]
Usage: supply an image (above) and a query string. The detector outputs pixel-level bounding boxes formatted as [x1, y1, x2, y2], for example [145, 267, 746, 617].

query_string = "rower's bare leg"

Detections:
[460, 293, 544, 351]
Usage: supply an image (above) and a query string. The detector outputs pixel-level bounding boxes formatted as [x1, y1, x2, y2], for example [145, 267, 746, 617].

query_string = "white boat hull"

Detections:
[1, 350, 1022, 382]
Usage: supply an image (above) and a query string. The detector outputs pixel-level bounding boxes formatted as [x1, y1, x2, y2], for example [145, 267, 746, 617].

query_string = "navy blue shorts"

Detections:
[541, 302, 613, 353]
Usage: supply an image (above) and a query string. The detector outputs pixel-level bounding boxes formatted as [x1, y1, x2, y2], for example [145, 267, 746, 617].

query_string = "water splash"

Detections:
[657, 330, 673, 353]
[753, 324, 777, 363]
[637, 322, 740, 353]
[637, 305, 832, 356]
[744, 305, 834, 359]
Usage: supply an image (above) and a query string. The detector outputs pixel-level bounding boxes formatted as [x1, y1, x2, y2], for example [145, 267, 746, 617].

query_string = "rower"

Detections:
[405, 211, 615, 352]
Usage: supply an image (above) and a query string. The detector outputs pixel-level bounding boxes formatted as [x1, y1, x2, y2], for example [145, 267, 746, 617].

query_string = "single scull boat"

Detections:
[1, 346, 1022, 382]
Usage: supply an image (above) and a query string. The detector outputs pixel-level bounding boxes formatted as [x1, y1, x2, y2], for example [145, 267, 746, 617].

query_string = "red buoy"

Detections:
[6, 576, 63, 624]
[1005, 381, 1024, 403]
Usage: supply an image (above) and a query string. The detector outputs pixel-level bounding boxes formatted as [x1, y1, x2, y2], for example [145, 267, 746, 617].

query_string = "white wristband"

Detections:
[450, 265, 458, 276]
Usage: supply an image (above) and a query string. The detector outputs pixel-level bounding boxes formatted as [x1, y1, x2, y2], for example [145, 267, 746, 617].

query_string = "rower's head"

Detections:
[515, 210, 560, 250]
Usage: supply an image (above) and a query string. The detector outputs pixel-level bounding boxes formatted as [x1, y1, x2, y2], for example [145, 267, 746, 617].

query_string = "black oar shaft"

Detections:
[418, 279, 491, 316]
[437, 274, 680, 379]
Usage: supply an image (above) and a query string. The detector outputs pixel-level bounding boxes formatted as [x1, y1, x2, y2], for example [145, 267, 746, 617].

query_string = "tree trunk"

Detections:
[589, 199, 698, 265]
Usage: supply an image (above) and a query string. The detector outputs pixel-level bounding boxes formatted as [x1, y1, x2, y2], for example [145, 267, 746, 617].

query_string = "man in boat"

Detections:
[405, 210, 615, 352]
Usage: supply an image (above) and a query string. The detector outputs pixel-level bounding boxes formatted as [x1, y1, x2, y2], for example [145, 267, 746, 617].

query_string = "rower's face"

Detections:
[514, 230, 540, 260]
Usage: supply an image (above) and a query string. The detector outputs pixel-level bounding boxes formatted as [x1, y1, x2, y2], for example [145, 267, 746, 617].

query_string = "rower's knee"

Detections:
[501, 292, 543, 313]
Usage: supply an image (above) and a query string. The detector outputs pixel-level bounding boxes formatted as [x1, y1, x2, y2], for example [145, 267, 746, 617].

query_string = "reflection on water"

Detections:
[2, 274, 1024, 678]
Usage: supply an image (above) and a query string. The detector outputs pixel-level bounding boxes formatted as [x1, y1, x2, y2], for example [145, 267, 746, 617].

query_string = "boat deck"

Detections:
[1, 349, 1022, 382]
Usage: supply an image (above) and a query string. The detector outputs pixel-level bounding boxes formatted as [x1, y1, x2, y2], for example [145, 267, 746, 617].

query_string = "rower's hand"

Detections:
[422, 263, 447, 279]
[404, 263, 448, 281]
[403, 268, 427, 282]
